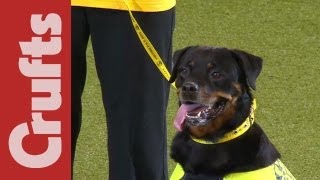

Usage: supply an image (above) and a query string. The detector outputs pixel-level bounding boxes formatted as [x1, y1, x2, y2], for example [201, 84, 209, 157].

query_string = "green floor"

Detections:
[74, 1, 320, 179]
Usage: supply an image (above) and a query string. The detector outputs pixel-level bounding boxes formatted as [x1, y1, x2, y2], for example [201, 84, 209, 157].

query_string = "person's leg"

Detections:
[130, 9, 175, 180]
[87, 7, 175, 180]
[71, 6, 90, 167]
[87, 8, 136, 180]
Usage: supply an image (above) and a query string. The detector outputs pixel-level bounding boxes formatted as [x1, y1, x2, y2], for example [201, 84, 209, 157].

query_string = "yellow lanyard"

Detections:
[123, 0, 176, 89]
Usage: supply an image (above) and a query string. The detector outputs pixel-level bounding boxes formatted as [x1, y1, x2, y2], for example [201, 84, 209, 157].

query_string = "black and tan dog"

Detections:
[169, 46, 295, 180]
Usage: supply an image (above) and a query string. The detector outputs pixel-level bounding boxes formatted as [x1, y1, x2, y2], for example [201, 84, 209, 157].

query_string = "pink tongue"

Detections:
[174, 104, 202, 131]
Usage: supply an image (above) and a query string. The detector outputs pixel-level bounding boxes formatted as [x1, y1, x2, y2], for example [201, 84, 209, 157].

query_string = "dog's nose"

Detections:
[182, 82, 199, 93]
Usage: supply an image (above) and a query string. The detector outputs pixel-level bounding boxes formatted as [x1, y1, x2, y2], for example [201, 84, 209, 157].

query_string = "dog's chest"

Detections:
[171, 134, 231, 173]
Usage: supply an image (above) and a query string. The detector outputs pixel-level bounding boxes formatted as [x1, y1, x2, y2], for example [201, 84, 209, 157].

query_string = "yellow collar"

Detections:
[190, 99, 257, 144]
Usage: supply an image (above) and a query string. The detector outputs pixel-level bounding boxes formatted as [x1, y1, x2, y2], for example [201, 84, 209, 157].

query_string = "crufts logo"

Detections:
[8, 13, 62, 168]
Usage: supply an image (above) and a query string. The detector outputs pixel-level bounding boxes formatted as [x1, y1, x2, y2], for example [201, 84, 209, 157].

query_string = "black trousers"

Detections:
[72, 6, 175, 180]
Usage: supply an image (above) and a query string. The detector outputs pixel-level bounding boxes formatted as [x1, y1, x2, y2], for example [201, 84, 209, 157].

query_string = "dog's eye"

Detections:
[178, 67, 190, 77]
[210, 72, 222, 79]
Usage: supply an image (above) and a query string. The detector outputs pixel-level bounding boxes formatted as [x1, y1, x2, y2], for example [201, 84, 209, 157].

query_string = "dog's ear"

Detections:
[169, 46, 193, 83]
[231, 49, 263, 90]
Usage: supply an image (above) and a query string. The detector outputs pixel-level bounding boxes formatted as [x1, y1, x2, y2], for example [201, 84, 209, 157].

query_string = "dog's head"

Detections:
[170, 46, 263, 138]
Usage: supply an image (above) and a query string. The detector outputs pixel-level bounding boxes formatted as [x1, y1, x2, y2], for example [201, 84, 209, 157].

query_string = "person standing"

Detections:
[71, 0, 176, 179]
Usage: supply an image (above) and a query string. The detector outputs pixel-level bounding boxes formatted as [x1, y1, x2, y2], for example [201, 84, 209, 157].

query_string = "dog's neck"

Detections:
[229, 93, 252, 128]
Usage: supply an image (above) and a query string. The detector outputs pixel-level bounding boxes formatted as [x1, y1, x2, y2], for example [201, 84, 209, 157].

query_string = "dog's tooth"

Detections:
[187, 114, 197, 119]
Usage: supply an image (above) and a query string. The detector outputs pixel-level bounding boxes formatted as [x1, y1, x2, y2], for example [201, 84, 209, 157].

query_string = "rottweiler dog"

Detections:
[169, 46, 294, 180]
